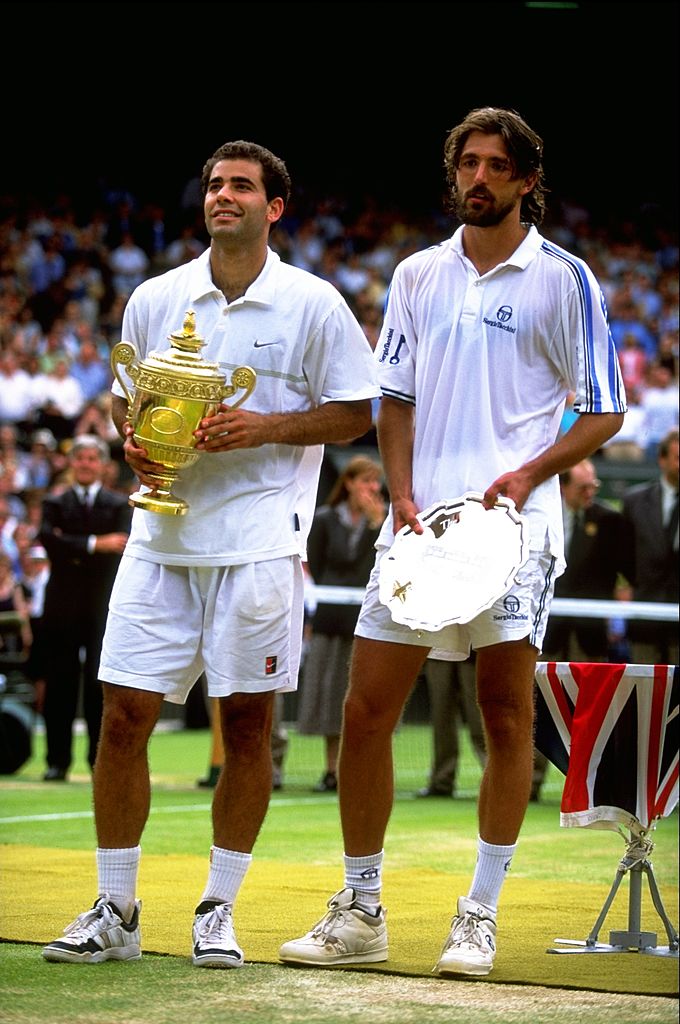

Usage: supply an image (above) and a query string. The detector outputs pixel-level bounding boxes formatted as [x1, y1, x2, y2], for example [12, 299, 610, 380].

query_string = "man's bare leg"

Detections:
[339, 638, 428, 855]
[475, 639, 538, 845]
[212, 691, 275, 852]
[94, 684, 164, 848]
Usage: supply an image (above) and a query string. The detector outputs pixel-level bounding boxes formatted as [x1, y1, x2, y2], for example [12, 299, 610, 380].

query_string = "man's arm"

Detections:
[111, 394, 130, 440]
[112, 392, 374, 488]
[376, 396, 416, 534]
[194, 399, 373, 451]
[484, 411, 625, 511]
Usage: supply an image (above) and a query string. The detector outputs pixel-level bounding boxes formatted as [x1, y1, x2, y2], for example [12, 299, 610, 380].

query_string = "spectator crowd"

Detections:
[1, 172, 678, 748]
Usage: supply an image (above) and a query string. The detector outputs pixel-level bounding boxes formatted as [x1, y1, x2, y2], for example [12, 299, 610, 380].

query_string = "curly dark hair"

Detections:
[443, 107, 548, 225]
[200, 140, 292, 207]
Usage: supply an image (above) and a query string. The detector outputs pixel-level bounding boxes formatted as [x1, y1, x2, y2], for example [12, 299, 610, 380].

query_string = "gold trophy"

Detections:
[111, 310, 256, 516]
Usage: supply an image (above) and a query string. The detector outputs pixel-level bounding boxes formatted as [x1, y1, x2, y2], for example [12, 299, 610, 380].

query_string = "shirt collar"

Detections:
[75, 483, 101, 502]
[450, 224, 542, 271]
[660, 475, 677, 509]
[188, 246, 281, 307]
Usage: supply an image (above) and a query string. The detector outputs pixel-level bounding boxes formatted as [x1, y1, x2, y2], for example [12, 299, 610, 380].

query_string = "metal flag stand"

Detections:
[548, 821, 679, 957]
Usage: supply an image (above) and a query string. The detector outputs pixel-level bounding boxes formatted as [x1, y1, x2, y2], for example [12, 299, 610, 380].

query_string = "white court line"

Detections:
[0, 796, 341, 825]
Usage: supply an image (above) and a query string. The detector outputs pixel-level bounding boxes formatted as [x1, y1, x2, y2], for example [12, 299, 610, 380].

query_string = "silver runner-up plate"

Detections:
[378, 492, 530, 631]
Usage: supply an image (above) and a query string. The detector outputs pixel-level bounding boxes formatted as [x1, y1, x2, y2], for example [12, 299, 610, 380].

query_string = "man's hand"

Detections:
[93, 533, 129, 555]
[122, 425, 167, 488]
[193, 405, 268, 452]
[482, 467, 535, 512]
[391, 496, 423, 536]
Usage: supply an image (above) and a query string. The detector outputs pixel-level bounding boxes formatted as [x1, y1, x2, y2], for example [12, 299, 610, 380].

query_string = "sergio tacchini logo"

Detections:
[483, 305, 516, 333]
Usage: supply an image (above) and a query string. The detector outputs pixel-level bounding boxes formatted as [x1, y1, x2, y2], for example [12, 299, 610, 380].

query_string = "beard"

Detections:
[453, 190, 517, 227]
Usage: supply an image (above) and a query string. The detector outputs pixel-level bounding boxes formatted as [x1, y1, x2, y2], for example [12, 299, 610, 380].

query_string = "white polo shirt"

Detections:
[374, 225, 626, 565]
[113, 247, 381, 565]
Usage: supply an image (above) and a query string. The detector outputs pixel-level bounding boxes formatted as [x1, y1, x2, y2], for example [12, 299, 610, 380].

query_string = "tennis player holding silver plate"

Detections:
[280, 106, 626, 981]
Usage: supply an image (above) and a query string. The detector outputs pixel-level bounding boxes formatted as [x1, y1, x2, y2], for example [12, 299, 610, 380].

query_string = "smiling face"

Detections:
[203, 159, 284, 250]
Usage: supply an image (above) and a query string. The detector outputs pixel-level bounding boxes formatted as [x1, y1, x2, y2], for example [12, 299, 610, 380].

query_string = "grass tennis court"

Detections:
[1, 720, 677, 1023]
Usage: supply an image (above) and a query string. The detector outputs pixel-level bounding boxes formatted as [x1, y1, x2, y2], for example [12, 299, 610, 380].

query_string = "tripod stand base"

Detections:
[546, 823, 679, 960]
[548, 938, 678, 958]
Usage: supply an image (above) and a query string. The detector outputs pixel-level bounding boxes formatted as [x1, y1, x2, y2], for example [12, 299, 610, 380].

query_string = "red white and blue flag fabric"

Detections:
[534, 662, 679, 832]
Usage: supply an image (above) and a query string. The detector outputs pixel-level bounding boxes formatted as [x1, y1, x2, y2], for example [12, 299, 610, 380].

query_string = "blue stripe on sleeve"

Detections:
[541, 241, 625, 413]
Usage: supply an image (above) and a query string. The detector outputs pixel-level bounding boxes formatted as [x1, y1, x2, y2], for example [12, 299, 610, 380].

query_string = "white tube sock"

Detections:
[96, 846, 141, 922]
[200, 846, 252, 908]
[343, 850, 384, 909]
[467, 835, 517, 914]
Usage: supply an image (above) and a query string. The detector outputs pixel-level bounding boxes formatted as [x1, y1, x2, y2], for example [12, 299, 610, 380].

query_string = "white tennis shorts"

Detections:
[99, 554, 305, 701]
[355, 544, 557, 660]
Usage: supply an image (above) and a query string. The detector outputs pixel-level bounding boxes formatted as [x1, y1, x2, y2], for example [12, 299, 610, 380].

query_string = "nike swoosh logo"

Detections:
[253, 339, 278, 348]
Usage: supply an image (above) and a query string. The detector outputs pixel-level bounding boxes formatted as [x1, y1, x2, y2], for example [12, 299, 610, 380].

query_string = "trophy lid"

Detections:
[144, 310, 225, 382]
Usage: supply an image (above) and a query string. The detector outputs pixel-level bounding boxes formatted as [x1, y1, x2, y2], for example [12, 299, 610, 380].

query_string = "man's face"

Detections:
[203, 159, 283, 247]
[561, 462, 600, 512]
[71, 447, 104, 486]
[660, 440, 679, 489]
[454, 131, 534, 227]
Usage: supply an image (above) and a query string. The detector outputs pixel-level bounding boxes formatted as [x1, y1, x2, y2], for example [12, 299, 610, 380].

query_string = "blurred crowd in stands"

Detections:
[0, 174, 678, 680]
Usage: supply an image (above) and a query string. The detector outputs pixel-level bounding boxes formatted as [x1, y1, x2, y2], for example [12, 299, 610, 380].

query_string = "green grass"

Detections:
[3, 723, 677, 885]
[0, 720, 570, 861]
[1, 723, 677, 1024]
[3, 945, 677, 1024]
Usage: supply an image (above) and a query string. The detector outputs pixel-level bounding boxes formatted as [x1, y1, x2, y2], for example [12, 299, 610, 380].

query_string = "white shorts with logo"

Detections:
[99, 554, 304, 702]
[355, 545, 557, 660]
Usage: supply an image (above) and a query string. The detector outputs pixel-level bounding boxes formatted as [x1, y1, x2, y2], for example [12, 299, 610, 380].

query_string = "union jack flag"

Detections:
[534, 662, 679, 832]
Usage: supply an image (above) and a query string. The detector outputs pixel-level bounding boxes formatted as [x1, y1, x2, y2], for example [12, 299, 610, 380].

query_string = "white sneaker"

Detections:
[279, 887, 388, 966]
[42, 895, 142, 964]
[434, 896, 497, 977]
[192, 900, 244, 968]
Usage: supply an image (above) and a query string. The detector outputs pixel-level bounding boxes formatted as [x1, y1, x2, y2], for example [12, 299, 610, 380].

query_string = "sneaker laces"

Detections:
[195, 903, 235, 944]
[309, 893, 378, 951]
[312, 906, 350, 945]
[62, 897, 118, 940]
[442, 908, 489, 953]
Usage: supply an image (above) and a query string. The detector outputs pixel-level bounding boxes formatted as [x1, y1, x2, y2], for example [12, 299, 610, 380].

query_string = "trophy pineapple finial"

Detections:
[169, 309, 205, 355]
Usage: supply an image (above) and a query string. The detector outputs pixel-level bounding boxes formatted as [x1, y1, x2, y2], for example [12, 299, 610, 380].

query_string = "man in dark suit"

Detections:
[542, 458, 632, 662]
[622, 427, 679, 666]
[39, 435, 132, 781]
[534, 458, 632, 799]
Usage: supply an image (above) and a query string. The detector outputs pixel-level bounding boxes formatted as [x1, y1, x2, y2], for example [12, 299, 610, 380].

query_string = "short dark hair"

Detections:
[443, 107, 548, 225]
[659, 427, 679, 458]
[200, 141, 292, 207]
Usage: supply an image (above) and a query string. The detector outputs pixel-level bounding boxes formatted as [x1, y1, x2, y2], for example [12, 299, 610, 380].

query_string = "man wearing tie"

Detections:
[622, 427, 679, 666]
[542, 458, 632, 663]
[39, 435, 132, 781]
[534, 458, 632, 800]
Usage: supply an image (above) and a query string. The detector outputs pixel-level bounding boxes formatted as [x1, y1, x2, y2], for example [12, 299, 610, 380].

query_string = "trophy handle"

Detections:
[223, 366, 257, 410]
[110, 342, 137, 413]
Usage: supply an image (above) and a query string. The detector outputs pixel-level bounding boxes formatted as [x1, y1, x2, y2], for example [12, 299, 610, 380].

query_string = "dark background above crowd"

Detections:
[3, 2, 678, 226]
